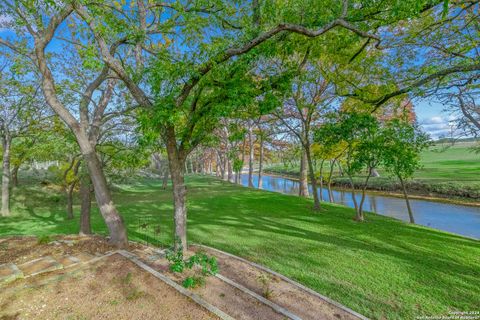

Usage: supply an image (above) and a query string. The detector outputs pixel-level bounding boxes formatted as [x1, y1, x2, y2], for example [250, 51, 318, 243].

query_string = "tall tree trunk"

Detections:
[11, 164, 19, 188]
[66, 183, 75, 220]
[166, 133, 187, 253]
[258, 136, 264, 189]
[348, 175, 358, 213]
[357, 174, 371, 221]
[248, 127, 254, 187]
[370, 168, 380, 177]
[227, 160, 233, 182]
[222, 156, 228, 181]
[327, 160, 335, 202]
[399, 176, 415, 223]
[64, 159, 80, 220]
[318, 159, 325, 202]
[1, 136, 11, 216]
[79, 176, 92, 235]
[235, 170, 240, 184]
[241, 137, 247, 173]
[305, 145, 320, 211]
[189, 159, 194, 175]
[162, 167, 169, 190]
[299, 150, 309, 197]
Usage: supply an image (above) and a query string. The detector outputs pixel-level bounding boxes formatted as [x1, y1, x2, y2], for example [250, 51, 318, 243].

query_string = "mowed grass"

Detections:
[0, 174, 479, 319]
[268, 142, 480, 183]
[265, 141, 480, 199]
[418, 142, 480, 182]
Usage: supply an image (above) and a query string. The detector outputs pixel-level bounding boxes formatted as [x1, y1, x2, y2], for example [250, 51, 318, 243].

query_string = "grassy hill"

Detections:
[1, 174, 478, 319]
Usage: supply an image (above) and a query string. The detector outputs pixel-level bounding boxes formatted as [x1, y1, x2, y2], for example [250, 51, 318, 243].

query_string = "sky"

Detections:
[414, 99, 460, 140]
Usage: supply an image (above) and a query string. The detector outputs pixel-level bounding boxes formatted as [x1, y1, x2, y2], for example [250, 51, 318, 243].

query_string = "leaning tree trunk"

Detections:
[34, 40, 127, 247]
[299, 150, 309, 197]
[79, 176, 92, 235]
[1, 136, 11, 216]
[248, 127, 254, 187]
[258, 136, 264, 189]
[81, 147, 128, 247]
[399, 176, 415, 223]
[11, 164, 19, 188]
[305, 146, 321, 211]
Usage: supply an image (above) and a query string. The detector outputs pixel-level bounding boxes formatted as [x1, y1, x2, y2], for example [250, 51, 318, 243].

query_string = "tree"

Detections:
[312, 140, 347, 202]
[0, 2, 132, 246]
[353, 118, 383, 221]
[275, 61, 335, 211]
[255, 115, 276, 189]
[69, 0, 433, 252]
[341, 1, 480, 110]
[0, 56, 46, 216]
[316, 111, 381, 220]
[382, 119, 430, 223]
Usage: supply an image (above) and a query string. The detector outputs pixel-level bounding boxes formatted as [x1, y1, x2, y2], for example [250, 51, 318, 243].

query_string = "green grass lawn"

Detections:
[418, 142, 480, 182]
[1, 174, 479, 319]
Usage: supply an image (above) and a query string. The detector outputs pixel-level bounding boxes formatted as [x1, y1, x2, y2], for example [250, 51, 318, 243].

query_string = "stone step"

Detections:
[0, 263, 24, 284]
[1, 252, 105, 286]
[17, 256, 63, 278]
[74, 252, 96, 263]
[57, 255, 81, 267]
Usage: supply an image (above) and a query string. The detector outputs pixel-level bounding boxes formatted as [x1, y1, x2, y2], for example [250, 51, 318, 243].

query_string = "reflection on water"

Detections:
[240, 174, 480, 239]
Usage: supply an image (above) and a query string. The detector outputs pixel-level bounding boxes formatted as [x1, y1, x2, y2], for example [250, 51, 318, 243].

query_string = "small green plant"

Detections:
[126, 288, 144, 301]
[122, 272, 133, 285]
[182, 276, 206, 289]
[185, 252, 219, 276]
[165, 247, 185, 273]
[37, 235, 51, 245]
[258, 274, 274, 299]
[109, 300, 119, 306]
[165, 246, 219, 289]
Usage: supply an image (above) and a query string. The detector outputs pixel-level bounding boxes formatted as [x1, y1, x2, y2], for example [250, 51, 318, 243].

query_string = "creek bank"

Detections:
[263, 169, 480, 206]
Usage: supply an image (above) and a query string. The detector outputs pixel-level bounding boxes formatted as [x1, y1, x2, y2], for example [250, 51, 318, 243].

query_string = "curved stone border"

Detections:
[117, 250, 234, 320]
[193, 243, 369, 320]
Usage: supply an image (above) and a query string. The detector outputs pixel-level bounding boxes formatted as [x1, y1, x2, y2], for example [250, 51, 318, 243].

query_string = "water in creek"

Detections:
[240, 174, 480, 239]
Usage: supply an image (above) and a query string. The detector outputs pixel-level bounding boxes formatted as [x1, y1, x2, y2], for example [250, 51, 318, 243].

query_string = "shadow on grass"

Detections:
[1, 174, 478, 319]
